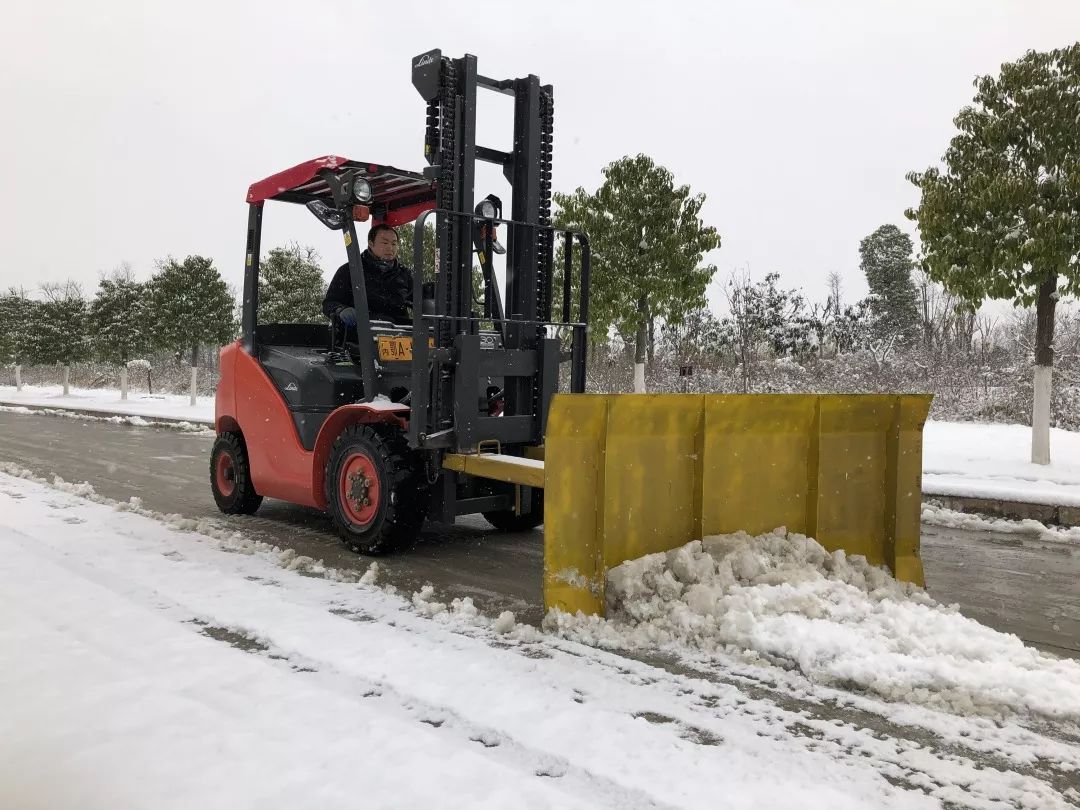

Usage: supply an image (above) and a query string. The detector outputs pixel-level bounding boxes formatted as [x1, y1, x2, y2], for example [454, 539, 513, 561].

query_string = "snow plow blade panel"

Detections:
[543, 393, 933, 617]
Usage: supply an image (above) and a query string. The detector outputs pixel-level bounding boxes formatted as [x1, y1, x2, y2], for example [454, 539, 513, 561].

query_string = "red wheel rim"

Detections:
[339, 452, 381, 527]
[215, 453, 236, 497]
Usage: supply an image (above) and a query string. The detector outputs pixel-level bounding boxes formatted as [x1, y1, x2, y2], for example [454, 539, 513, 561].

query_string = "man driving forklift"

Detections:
[322, 224, 414, 328]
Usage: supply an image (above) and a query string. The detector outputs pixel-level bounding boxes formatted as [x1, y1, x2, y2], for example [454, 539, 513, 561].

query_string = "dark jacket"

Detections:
[322, 249, 414, 325]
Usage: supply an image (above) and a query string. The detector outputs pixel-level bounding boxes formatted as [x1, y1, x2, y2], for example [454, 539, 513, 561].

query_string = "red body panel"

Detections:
[218, 341, 318, 508]
[216, 341, 411, 511]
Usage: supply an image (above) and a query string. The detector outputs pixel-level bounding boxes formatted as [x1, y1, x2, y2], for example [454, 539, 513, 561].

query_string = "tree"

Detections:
[554, 154, 720, 392]
[395, 221, 437, 282]
[0, 287, 33, 389]
[149, 255, 237, 405]
[258, 243, 326, 324]
[721, 271, 814, 391]
[858, 225, 920, 345]
[89, 264, 151, 400]
[906, 44, 1080, 464]
[660, 306, 726, 365]
[25, 282, 91, 396]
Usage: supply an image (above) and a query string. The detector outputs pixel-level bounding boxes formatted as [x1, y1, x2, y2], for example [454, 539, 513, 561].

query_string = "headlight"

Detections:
[353, 178, 373, 203]
[477, 199, 496, 219]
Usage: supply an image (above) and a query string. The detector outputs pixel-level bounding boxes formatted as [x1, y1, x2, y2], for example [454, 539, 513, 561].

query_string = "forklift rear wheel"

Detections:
[483, 490, 544, 532]
[210, 433, 263, 515]
[326, 424, 428, 555]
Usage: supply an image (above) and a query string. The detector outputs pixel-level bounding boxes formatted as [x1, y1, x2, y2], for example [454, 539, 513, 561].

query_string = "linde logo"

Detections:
[284, 382, 299, 392]
[414, 54, 435, 68]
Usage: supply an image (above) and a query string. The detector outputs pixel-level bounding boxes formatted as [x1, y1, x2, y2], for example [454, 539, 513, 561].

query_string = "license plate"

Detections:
[377, 336, 433, 361]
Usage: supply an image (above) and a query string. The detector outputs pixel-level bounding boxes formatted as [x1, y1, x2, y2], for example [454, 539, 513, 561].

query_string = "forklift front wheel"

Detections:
[325, 424, 428, 555]
[210, 433, 263, 515]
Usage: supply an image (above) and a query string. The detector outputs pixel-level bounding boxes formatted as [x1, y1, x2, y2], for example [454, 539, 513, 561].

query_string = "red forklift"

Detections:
[211, 50, 590, 554]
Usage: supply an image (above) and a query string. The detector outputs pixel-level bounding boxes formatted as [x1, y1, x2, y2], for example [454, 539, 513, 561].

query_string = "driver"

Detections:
[322, 224, 414, 327]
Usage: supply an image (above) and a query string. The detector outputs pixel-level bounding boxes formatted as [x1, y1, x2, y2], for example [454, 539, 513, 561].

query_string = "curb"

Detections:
[0, 400, 214, 428]
[924, 493, 1080, 529]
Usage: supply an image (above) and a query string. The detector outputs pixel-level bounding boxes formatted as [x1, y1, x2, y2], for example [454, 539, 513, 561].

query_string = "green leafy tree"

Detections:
[149, 255, 236, 404]
[258, 243, 326, 324]
[858, 225, 920, 345]
[0, 287, 34, 387]
[395, 221, 437, 282]
[906, 44, 1080, 464]
[554, 154, 720, 391]
[25, 282, 91, 395]
[89, 266, 151, 365]
[89, 265, 152, 399]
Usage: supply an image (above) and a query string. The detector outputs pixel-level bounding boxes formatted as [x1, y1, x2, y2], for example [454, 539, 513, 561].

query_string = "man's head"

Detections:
[368, 224, 400, 262]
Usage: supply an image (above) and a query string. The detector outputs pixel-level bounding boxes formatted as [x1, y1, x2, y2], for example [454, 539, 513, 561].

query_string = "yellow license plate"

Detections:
[377, 336, 433, 361]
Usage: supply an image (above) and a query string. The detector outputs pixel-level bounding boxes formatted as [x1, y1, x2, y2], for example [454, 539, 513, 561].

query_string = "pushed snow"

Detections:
[547, 529, 1080, 721]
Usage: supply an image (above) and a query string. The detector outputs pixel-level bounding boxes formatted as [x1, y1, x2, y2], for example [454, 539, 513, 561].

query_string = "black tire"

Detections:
[210, 433, 263, 515]
[483, 489, 544, 532]
[325, 424, 429, 555]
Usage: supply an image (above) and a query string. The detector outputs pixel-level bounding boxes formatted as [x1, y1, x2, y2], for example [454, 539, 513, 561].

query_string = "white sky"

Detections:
[2, 0, 1078, 313]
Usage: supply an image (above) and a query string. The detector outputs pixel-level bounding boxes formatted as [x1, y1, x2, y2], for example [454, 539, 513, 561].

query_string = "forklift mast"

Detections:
[407, 50, 589, 455]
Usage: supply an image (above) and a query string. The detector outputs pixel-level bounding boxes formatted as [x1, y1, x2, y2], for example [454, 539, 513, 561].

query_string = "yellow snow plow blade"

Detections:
[543, 393, 933, 617]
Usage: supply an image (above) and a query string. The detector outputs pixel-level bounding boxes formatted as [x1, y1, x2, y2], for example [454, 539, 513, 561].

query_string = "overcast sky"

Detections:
[2, 1, 1078, 313]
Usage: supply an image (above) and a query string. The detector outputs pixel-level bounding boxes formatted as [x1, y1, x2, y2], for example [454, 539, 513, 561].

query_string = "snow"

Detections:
[0, 469, 943, 810]
[546, 528, 1080, 721]
[481, 453, 545, 469]
[922, 421, 1080, 507]
[2, 385, 1079, 510]
[2, 468, 1077, 808]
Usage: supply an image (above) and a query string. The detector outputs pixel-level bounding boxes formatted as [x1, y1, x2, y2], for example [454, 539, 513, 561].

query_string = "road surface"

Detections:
[1, 409, 1076, 658]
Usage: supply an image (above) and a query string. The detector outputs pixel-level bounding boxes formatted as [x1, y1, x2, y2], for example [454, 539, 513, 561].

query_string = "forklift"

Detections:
[211, 49, 590, 554]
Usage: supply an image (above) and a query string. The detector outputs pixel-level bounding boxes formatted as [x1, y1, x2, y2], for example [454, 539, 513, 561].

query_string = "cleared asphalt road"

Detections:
[1, 409, 1077, 658]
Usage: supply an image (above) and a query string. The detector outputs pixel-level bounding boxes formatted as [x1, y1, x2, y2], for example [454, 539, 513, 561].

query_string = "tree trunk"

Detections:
[647, 316, 655, 365]
[14, 365, 21, 391]
[147, 369, 153, 396]
[1031, 274, 1057, 465]
[62, 365, 70, 397]
[633, 297, 648, 393]
[120, 365, 129, 401]
[190, 342, 199, 407]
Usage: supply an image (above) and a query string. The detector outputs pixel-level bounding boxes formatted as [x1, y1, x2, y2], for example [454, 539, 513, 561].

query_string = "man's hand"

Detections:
[337, 307, 357, 327]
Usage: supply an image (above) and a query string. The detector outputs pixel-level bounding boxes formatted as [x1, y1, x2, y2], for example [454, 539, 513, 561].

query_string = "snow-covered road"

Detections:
[2, 470, 1078, 809]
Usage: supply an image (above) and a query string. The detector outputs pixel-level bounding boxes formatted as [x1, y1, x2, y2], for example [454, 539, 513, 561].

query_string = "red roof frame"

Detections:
[245, 155, 437, 226]
[246, 155, 350, 204]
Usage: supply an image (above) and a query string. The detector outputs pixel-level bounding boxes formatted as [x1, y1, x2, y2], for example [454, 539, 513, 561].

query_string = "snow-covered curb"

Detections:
[0, 404, 213, 434]
[0, 385, 214, 424]
[921, 502, 1080, 544]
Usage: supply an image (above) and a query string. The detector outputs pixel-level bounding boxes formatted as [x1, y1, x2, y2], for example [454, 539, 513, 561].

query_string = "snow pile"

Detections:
[547, 529, 1080, 721]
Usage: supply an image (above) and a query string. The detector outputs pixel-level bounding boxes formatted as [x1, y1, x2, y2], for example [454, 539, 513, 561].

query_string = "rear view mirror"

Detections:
[306, 200, 346, 230]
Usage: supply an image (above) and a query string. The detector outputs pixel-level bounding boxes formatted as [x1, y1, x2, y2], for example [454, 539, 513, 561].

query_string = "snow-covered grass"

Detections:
[2, 467, 1078, 809]
[546, 529, 1080, 722]
[3, 384, 1080, 509]
[922, 420, 1080, 507]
